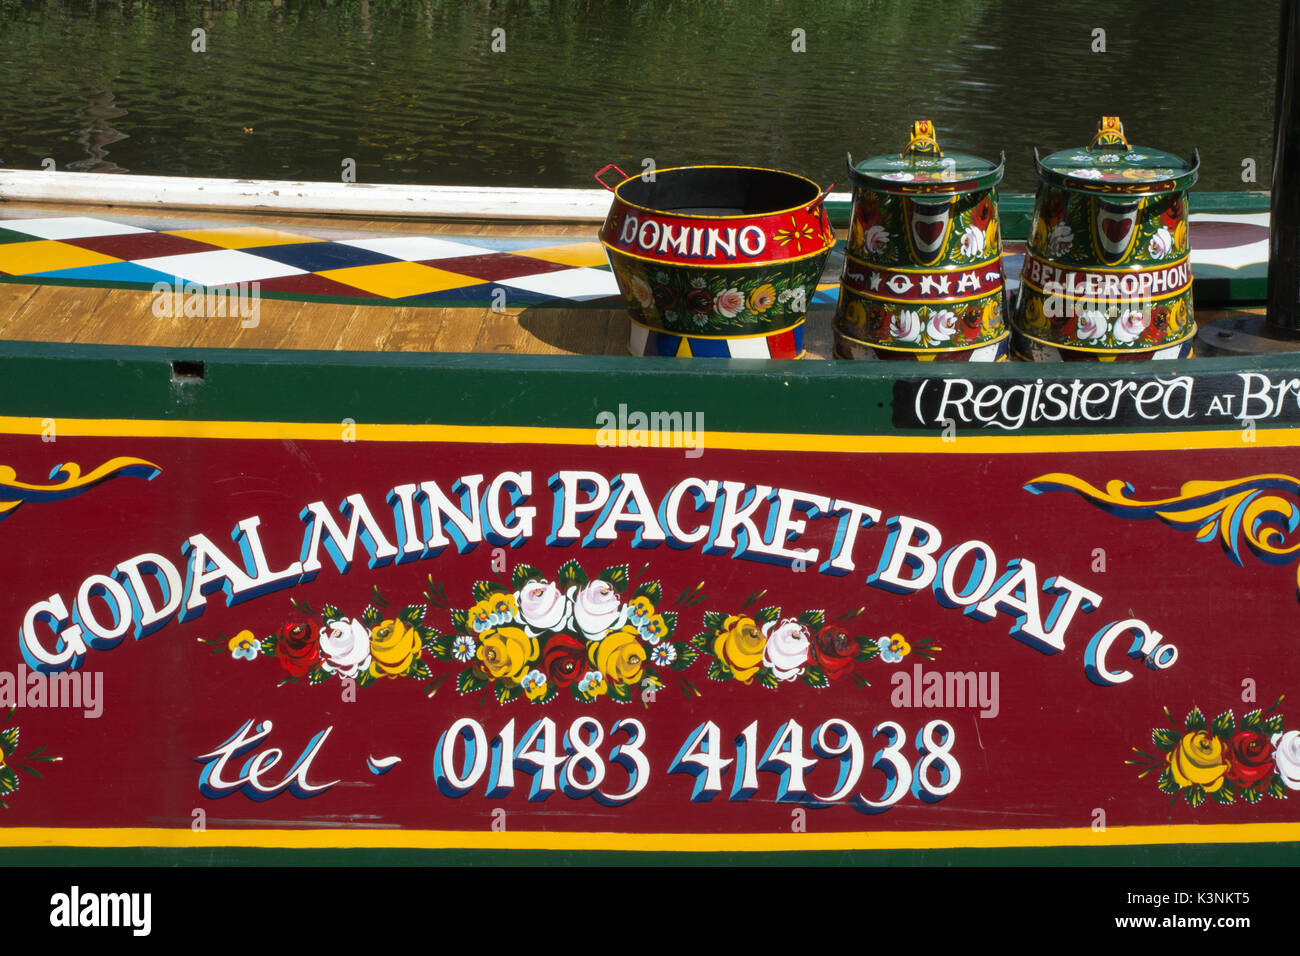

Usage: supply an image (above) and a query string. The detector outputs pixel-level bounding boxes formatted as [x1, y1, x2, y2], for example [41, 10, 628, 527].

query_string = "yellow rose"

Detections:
[368, 619, 423, 679]
[476, 626, 538, 684]
[589, 626, 647, 685]
[713, 615, 766, 683]
[748, 284, 776, 313]
[1167, 732, 1229, 792]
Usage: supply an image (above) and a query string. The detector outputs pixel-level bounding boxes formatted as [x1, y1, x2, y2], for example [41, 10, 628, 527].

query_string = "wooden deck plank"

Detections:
[1, 284, 114, 345]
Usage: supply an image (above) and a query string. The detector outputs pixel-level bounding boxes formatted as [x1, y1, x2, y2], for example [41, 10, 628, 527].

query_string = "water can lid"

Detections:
[847, 121, 1004, 197]
[1036, 116, 1199, 196]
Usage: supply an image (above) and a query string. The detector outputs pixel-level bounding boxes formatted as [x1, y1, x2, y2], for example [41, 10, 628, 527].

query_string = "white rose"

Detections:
[891, 309, 922, 343]
[1048, 223, 1074, 256]
[318, 618, 372, 678]
[960, 224, 985, 258]
[568, 579, 627, 640]
[515, 579, 569, 632]
[1272, 730, 1300, 789]
[1076, 310, 1108, 342]
[1071, 168, 1103, 180]
[881, 172, 914, 182]
[1112, 309, 1148, 344]
[864, 224, 890, 254]
[926, 309, 958, 343]
[761, 618, 810, 682]
[1148, 226, 1172, 259]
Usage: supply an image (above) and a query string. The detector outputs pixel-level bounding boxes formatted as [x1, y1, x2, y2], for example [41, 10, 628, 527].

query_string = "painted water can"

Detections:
[597, 164, 834, 357]
[1011, 116, 1199, 361]
[834, 121, 1008, 361]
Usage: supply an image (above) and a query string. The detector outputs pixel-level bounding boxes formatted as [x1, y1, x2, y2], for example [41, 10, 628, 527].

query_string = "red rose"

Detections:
[1042, 191, 1066, 225]
[276, 621, 320, 679]
[540, 633, 587, 687]
[1161, 195, 1184, 229]
[652, 284, 677, 310]
[961, 306, 982, 339]
[1225, 731, 1274, 787]
[810, 625, 857, 681]
[1148, 306, 1169, 343]
[857, 197, 882, 230]
[686, 288, 713, 314]
[971, 196, 993, 231]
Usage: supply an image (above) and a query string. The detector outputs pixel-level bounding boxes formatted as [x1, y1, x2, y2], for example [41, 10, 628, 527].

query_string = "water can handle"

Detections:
[594, 164, 630, 192]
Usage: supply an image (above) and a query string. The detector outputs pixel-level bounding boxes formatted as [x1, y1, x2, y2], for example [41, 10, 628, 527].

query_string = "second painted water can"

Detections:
[1011, 116, 1199, 361]
[834, 121, 1009, 361]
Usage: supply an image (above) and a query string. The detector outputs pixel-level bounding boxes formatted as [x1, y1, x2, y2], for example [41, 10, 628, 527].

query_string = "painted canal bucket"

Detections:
[833, 121, 1009, 362]
[1011, 116, 1199, 361]
[597, 164, 835, 358]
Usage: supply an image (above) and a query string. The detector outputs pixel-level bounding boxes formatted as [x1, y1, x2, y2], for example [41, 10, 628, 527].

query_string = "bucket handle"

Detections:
[809, 182, 835, 215]
[594, 164, 630, 192]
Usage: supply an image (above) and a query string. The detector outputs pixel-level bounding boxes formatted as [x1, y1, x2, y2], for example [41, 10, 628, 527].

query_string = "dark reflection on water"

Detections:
[0, 0, 1280, 193]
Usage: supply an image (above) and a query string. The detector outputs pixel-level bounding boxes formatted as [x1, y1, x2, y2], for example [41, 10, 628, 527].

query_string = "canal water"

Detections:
[0, 0, 1281, 194]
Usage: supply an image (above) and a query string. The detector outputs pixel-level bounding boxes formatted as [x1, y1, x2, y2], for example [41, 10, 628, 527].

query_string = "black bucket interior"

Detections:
[618, 167, 819, 217]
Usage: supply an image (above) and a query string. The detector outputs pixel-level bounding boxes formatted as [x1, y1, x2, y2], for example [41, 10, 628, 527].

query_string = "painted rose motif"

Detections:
[926, 309, 958, 344]
[477, 626, 539, 684]
[1273, 730, 1300, 789]
[761, 618, 810, 682]
[863, 224, 890, 254]
[629, 274, 654, 309]
[1076, 310, 1108, 342]
[515, 579, 569, 632]
[686, 287, 713, 314]
[810, 625, 856, 681]
[368, 618, 422, 679]
[1048, 223, 1074, 256]
[1112, 310, 1148, 344]
[1070, 168, 1104, 180]
[569, 579, 627, 640]
[960, 224, 985, 258]
[1148, 226, 1173, 259]
[318, 617, 372, 678]
[1167, 731, 1229, 793]
[881, 172, 915, 182]
[590, 625, 646, 685]
[276, 622, 321, 679]
[539, 633, 587, 687]
[748, 284, 776, 312]
[1225, 731, 1275, 788]
[715, 288, 745, 318]
[713, 615, 766, 683]
[891, 309, 922, 344]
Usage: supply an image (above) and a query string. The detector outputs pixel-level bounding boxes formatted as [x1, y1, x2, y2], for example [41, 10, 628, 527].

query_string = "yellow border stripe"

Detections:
[1, 416, 1298, 453]
[1, 822, 1297, 851]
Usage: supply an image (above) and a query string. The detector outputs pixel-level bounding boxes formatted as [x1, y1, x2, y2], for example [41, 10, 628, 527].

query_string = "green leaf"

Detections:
[260, 635, 279, 656]
[701, 610, 728, 632]
[857, 640, 880, 662]
[1264, 713, 1285, 735]
[756, 667, 780, 690]
[634, 580, 663, 604]
[670, 642, 698, 671]
[321, 604, 342, 624]
[803, 665, 829, 689]
[1210, 710, 1235, 740]
[660, 611, 677, 640]
[1241, 785, 1263, 805]
[1240, 709, 1263, 733]
[1152, 728, 1181, 752]
[755, 605, 780, 625]
[471, 580, 506, 603]
[606, 681, 632, 704]
[0, 727, 18, 757]
[797, 609, 825, 629]
[307, 664, 332, 686]
[0, 766, 18, 796]
[1184, 706, 1206, 733]
[512, 564, 542, 591]
[691, 631, 715, 655]
[495, 681, 521, 705]
[361, 605, 382, 629]
[1156, 768, 1180, 794]
[570, 683, 588, 703]
[428, 634, 455, 662]
[557, 559, 588, 590]
[1209, 781, 1236, 804]
[409, 659, 432, 681]
[1266, 775, 1288, 799]
[399, 604, 427, 628]
[450, 608, 471, 636]
[457, 668, 488, 695]
[599, 564, 630, 592]
[1184, 785, 1206, 808]
[356, 668, 377, 688]
[707, 659, 733, 682]
[535, 681, 559, 705]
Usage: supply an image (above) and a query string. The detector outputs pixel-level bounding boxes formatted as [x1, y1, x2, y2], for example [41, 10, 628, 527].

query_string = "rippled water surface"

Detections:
[0, 0, 1281, 193]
